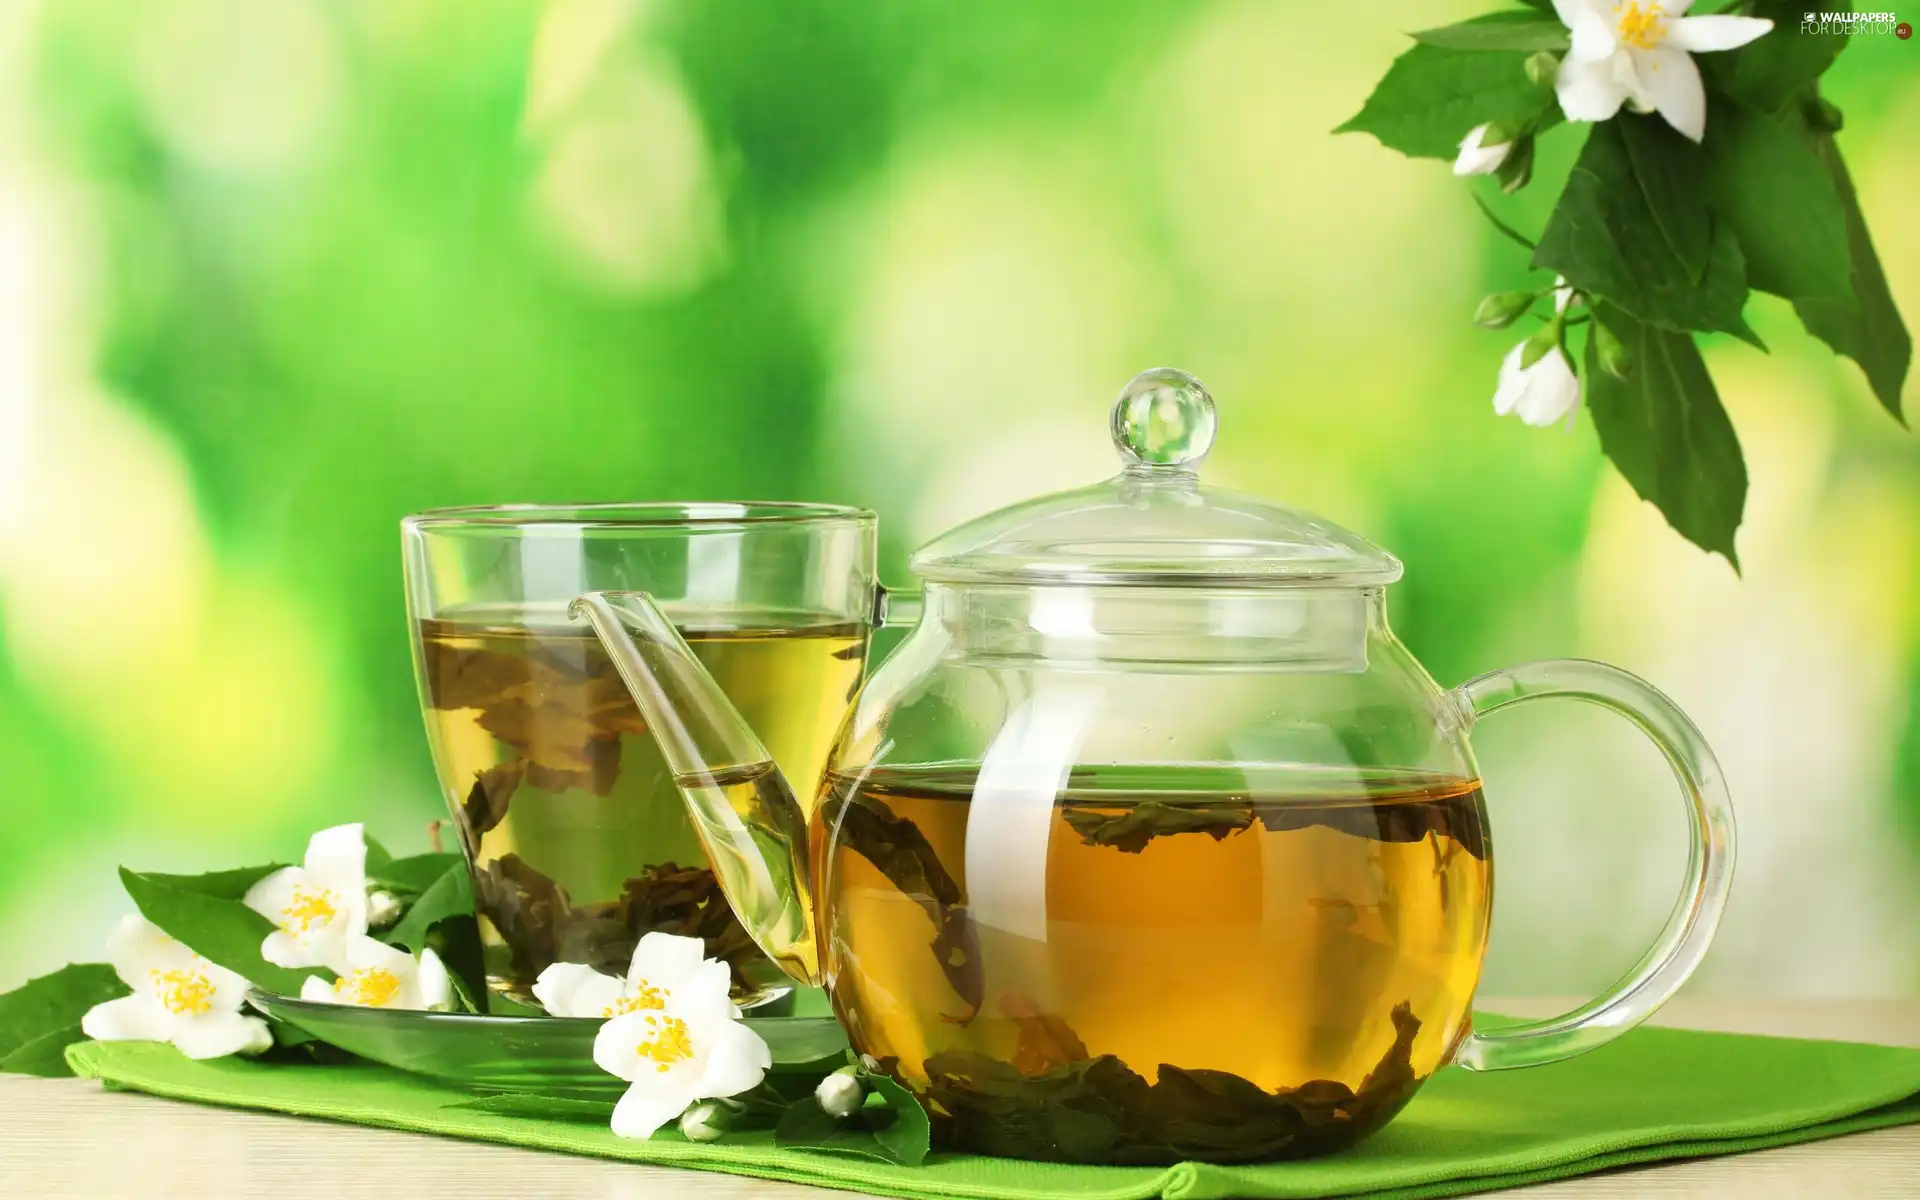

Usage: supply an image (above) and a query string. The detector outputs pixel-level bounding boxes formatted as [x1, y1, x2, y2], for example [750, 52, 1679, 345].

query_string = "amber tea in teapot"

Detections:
[814, 764, 1490, 1161]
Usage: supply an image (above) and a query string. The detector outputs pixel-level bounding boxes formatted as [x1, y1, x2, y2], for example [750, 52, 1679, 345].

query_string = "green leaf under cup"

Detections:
[0, 963, 129, 1077]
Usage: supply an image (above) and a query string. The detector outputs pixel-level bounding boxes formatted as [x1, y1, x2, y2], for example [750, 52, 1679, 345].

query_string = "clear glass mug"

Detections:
[400, 502, 906, 1011]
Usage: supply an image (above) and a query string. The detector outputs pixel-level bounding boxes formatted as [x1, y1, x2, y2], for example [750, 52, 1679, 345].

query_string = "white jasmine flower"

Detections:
[1493, 282, 1584, 428]
[300, 935, 451, 1011]
[81, 915, 273, 1059]
[1493, 340, 1582, 427]
[1453, 124, 1513, 175]
[590, 932, 771, 1140]
[816, 1070, 865, 1119]
[533, 931, 739, 1019]
[243, 823, 370, 972]
[1552, 0, 1773, 142]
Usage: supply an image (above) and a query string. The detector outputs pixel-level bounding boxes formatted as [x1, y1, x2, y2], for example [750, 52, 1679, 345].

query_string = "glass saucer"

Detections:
[250, 987, 846, 1098]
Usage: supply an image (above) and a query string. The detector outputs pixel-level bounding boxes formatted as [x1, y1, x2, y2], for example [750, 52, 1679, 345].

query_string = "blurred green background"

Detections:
[1, 0, 1915, 997]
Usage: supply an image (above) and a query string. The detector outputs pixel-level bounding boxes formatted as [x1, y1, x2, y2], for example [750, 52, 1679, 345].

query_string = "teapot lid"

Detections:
[909, 368, 1402, 587]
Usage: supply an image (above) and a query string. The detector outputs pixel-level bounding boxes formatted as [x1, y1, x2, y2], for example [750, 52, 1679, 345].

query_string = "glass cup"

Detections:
[400, 502, 892, 1011]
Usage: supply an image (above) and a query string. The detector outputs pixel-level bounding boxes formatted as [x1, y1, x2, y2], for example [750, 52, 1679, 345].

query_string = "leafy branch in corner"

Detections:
[1340, 0, 1908, 566]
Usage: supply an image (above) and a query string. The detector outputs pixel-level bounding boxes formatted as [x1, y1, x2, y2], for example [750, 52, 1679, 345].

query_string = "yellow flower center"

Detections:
[1615, 1, 1667, 50]
[634, 1013, 694, 1074]
[334, 967, 403, 1008]
[281, 885, 338, 934]
[603, 979, 668, 1017]
[150, 968, 217, 1016]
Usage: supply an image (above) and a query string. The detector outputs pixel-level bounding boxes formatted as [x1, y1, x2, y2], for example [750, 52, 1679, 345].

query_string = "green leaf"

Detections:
[138, 864, 286, 901]
[370, 852, 463, 896]
[1337, 26, 1554, 160]
[1618, 111, 1710, 283]
[1791, 127, 1911, 421]
[2, 1024, 92, 1076]
[0, 963, 128, 1072]
[442, 1094, 616, 1122]
[429, 915, 488, 1014]
[1413, 10, 1569, 52]
[862, 1074, 932, 1165]
[1703, 1, 1848, 113]
[119, 867, 322, 997]
[1584, 305, 1747, 564]
[384, 861, 475, 952]
[366, 837, 397, 875]
[1534, 121, 1757, 344]
[775, 1074, 931, 1166]
[1703, 103, 1852, 305]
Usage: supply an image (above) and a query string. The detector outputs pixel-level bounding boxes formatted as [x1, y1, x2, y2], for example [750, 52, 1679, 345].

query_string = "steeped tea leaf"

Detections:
[1063, 785, 1490, 861]
[0, 963, 128, 1074]
[1004, 993, 1091, 1075]
[617, 862, 760, 982]
[462, 763, 521, 841]
[835, 795, 981, 1023]
[922, 1001, 1423, 1164]
[1063, 800, 1251, 852]
[470, 852, 761, 994]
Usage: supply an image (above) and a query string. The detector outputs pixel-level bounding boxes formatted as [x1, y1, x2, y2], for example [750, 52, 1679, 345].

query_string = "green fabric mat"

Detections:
[65, 1023, 1920, 1200]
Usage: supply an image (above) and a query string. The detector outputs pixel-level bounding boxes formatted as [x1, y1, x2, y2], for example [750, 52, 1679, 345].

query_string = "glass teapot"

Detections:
[572, 369, 1734, 1164]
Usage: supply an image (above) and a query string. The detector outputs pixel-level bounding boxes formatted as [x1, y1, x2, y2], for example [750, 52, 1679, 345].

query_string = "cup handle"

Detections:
[1449, 658, 1736, 1071]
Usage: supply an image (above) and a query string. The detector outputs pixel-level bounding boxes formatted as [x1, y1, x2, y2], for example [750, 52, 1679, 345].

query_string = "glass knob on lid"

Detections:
[1111, 368, 1217, 471]
[908, 368, 1402, 587]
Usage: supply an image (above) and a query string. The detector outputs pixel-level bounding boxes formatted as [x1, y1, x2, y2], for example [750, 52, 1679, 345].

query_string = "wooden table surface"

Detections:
[2, 997, 1915, 1199]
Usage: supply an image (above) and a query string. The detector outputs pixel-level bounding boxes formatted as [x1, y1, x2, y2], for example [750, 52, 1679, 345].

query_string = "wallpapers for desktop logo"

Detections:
[1799, 10, 1908, 36]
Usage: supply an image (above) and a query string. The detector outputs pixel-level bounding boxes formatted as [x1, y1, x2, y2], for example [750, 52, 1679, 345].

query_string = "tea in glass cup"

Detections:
[401, 503, 879, 1009]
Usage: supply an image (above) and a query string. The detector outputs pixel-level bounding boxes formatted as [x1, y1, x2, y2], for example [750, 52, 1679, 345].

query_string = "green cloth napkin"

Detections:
[65, 1024, 1920, 1200]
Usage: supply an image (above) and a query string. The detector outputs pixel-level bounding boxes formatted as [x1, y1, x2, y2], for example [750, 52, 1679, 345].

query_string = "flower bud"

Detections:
[1452, 124, 1513, 177]
[366, 889, 403, 930]
[680, 1101, 729, 1142]
[1524, 51, 1560, 91]
[1494, 135, 1535, 193]
[1474, 291, 1537, 330]
[1592, 319, 1631, 380]
[815, 1070, 866, 1119]
[1519, 321, 1562, 370]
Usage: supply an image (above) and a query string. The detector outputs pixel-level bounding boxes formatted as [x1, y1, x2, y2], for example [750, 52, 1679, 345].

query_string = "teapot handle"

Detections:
[1449, 658, 1736, 1072]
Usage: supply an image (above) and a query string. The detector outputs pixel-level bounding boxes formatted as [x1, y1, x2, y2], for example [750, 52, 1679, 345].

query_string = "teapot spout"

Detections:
[570, 591, 821, 987]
